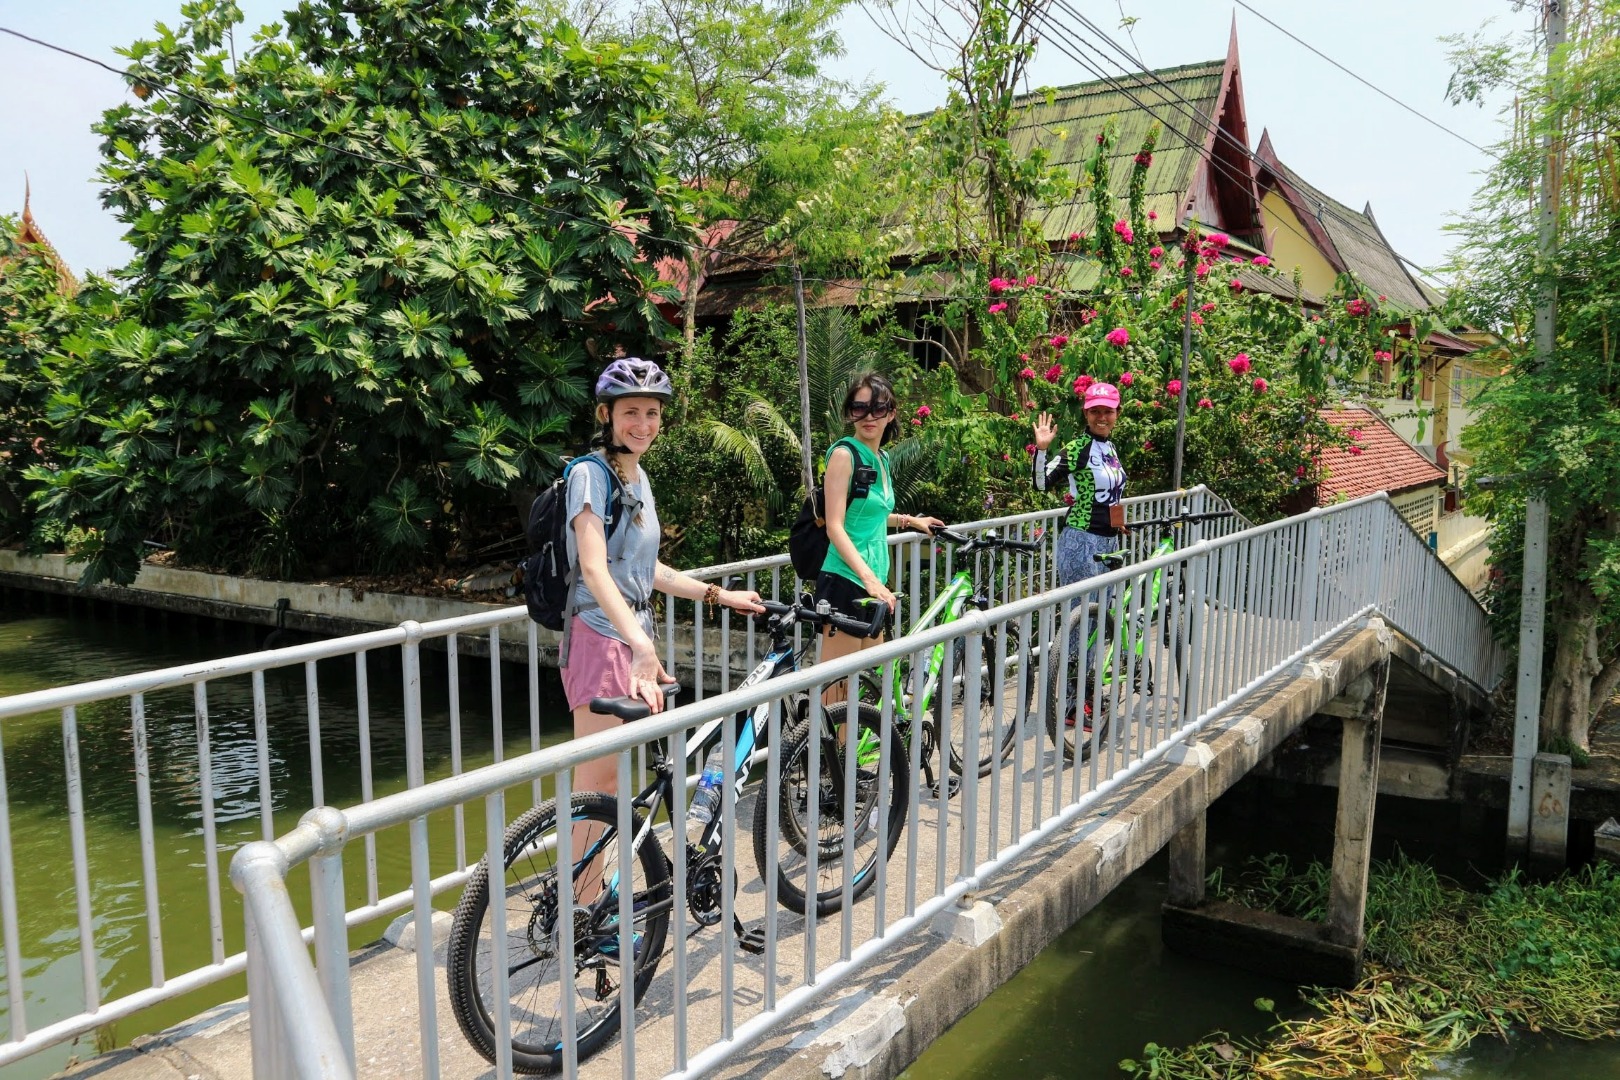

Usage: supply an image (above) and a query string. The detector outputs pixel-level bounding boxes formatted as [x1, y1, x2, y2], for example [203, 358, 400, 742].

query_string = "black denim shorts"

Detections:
[812, 571, 872, 621]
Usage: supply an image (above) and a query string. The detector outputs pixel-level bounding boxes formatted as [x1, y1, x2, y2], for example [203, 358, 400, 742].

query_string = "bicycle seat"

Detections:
[591, 682, 683, 721]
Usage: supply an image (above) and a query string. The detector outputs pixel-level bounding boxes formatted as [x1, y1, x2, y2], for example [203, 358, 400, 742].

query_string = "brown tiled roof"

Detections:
[1316, 408, 1445, 504]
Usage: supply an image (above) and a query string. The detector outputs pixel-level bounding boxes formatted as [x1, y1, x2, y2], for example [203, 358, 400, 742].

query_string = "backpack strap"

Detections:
[814, 437, 869, 526]
[558, 453, 630, 667]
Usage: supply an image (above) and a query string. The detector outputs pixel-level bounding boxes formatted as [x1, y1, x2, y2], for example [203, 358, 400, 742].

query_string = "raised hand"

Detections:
[1032, 411, 1058, 451]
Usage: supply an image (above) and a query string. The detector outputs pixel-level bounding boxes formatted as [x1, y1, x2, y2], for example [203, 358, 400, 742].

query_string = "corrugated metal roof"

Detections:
[1262, 154, 1434, 311]
[1316, 408, 1446, 503]
[906, 60, 1228, 246]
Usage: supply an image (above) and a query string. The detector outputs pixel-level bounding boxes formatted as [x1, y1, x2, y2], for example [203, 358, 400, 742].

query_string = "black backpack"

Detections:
[519, 455, 624, 631]
[788, 437, 878, 582]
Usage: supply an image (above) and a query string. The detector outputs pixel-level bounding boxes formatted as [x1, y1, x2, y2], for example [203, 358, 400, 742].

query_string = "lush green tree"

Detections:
[627, 0, 881, 355]
[24, 0, 690, 584]
[0, 221, 99, 535]
[1447, 3, 1620, 748]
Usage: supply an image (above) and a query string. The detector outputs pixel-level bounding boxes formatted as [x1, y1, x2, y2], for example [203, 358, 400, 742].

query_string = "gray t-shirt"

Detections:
[564, 453, 660, 646]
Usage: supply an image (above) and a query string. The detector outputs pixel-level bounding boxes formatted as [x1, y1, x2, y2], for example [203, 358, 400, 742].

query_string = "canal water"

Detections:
[0, 593, 574, 1079]
[4, 595, 1618, 1079]
[902, 776, 1620, 1080]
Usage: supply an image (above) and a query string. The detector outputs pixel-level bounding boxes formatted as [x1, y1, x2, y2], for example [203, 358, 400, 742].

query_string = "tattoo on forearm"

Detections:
[659, 566, 678, 583]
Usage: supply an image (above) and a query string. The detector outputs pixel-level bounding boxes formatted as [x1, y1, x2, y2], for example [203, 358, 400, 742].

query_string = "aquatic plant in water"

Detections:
[1121, 854, 1620, 1078]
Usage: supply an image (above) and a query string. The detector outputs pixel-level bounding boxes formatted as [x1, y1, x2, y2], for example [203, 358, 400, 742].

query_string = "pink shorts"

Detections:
[561, 619, 636, 713]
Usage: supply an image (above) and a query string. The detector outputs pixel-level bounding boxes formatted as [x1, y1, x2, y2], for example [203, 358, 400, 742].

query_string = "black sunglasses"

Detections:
[847, 399, 896, 420]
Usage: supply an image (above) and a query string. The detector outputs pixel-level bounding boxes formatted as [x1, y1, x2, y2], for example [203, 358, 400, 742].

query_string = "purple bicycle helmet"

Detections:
[595, 357, 673, 403]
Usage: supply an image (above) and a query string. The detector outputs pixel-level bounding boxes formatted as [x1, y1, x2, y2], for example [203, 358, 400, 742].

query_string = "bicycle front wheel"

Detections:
[446, 793, 671, 1074]
[1044, 604, 1148, 764]
[936, 624, 1031, 778]
[754, 701, 909, 916]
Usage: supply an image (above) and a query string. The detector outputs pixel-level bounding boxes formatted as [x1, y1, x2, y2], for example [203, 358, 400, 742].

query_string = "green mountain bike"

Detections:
[1046, 510, 1235, 762]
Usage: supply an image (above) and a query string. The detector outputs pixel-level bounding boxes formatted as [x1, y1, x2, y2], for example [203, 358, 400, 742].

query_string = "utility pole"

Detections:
[1506, 0, 1564, 858]
[1170, 233, 1196, 492]
[794, 265, 815, 499]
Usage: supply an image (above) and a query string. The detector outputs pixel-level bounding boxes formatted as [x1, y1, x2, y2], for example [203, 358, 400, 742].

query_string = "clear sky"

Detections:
[0, 1, 1522, 279]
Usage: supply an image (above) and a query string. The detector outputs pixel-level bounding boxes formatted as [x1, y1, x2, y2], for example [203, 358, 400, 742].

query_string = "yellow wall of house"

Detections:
[1260, 190, 1339, 298]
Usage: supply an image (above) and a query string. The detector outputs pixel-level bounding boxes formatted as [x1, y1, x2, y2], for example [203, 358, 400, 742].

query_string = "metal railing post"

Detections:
[305, 807, 355, 1071]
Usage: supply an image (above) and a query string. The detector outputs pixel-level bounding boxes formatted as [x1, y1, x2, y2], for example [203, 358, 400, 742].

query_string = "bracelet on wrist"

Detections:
[702, 583, 721, 613]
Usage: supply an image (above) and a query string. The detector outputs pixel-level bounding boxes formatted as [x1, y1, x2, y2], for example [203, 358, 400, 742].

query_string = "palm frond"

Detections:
[698, 419, 774, 493]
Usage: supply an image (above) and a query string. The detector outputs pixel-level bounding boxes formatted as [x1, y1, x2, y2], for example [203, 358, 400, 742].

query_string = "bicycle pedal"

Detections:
[930, 774, 962, 800]
[735, 924, 767, 954]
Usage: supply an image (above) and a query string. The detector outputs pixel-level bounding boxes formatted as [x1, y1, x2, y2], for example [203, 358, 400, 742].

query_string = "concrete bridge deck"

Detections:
[60, 621, 1439, 1080]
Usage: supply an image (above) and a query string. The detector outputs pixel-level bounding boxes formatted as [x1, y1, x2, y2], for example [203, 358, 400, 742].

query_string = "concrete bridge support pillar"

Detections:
[1161, 651, 1393, 988]
[1326, 657, 1390, 951]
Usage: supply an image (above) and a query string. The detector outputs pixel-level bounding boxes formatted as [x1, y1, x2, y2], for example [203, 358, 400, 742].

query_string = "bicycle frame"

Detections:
[873, 569, 980, 729]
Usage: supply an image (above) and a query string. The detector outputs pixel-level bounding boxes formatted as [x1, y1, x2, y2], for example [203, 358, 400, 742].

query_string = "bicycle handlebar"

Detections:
[756, 597, 889, 639]
[936, 527, 1042, 554]
[1130, 510, 1237, 529]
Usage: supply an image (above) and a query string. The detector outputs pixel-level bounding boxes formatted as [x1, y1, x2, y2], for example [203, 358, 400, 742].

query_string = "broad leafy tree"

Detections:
[1448, 3, 1620, 748]
[26, 0, 689, 584]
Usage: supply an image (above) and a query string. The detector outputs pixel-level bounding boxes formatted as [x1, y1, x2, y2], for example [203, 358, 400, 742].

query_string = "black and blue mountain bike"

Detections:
[445, 597, 899, 1073]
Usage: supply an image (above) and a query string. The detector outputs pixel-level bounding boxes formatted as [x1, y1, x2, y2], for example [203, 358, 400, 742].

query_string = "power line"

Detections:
[1039, 1, 1448, 290]
[1231, 0, 1499, 160]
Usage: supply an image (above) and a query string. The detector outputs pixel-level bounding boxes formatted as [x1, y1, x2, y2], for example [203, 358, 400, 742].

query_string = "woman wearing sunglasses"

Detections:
[816, 372, 944, 698]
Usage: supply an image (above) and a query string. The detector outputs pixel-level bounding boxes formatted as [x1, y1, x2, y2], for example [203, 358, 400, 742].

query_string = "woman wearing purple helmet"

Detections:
[1030, 380, 1128, 589]
[565, 357, 763, 803]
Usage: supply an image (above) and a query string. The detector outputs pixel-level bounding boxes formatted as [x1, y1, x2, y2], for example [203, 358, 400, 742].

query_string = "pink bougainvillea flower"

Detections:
[1207, 232, 1231, 249]
[1095, 132, 1105, 144]
[1227, 353, 1252, 374]
[1025, 400, 1036, 409]
[1200, 302, 1217, 312]
[1150, 245, 1164, 258]
[1043, 364, 1063, 383]
[1063, 492, 1077, 505]
[916, 404, 932, 417]
[1104, 327, 1130, 347]
[1051, 334, 1069, 348]
[1073, 374, 1094, 396]
[1348, 445, 1363, 456]
[1229, 279, 1244, 293]
[1191, 313, 1204, 326]
[1121, 267, 1134, 277]
[1020, 352, 1031, 362]
[1143, 439, 1154, 450]
[1378, 294, 1387, 302]
[989, 277, 1008, 294]
[1113, 219, 1131, 237]
[1068, 232, 1081, 242]
[1151, 399, 1164, 409]
[1148, 260, 1161, 270]
[1310, 314, 1321, 322]
[1345, 298, 1371, 317]
[1195, 263, 1211, 278]
[1297, 465, 1307, 477]
[1252, 377, 1269, 393]
[1134, 151, 1153, 167]
[988, 301, 1008, 314]
[1148, 210, 1158, 221]
[1080, 308, 1099, 324]
[1025, 443, 1037, 455]
[1166, 379, 1183, 396]
[1011, 411, 1022, 420]
[1025, 275, 1037, 286]
[1251, 255, 1271, 267]
[1120, 371, 1135, 386]
[1001, 452, 1010, 461]
[1374, 350, 1393, 363]
[1019, 366, 1037, 380]
[1318, 336, 1327, 345]
[911, 418, 922, 426]
[1197, 397, 1213, 408]
[1347, 428, 1363, 441]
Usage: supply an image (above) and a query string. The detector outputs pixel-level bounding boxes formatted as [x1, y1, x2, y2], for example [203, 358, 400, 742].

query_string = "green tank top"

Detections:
[821, 437, 896, 588]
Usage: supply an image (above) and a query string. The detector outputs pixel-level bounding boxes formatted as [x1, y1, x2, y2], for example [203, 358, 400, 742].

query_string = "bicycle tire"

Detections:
[752, 701, 909, 916]
[1044, 604, 1149, 764]
[935, 624, 1032, 777]
[446, 793, 671, 1074]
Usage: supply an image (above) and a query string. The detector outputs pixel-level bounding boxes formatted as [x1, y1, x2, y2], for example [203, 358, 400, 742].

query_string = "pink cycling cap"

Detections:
[1083, 382, 1121, 410]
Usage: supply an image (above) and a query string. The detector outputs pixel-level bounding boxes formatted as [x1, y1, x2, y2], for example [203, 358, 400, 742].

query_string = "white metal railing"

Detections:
[0, 486, 1240, 1069]
[228, 493, 1503, 1080]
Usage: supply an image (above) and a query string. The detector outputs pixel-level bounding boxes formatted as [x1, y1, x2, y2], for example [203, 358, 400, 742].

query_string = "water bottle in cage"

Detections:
[687, 744, 726, 825]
